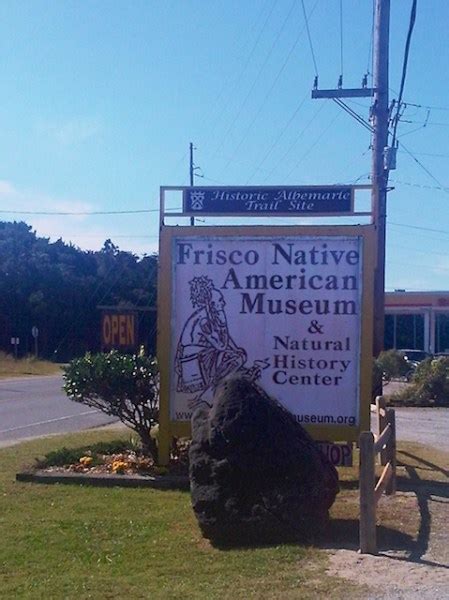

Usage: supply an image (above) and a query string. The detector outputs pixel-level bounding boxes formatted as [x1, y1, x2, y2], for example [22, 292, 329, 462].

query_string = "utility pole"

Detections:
[189, 142, 195, 226]
[312, 0, 391, 359]
[371, 0, 390, 358]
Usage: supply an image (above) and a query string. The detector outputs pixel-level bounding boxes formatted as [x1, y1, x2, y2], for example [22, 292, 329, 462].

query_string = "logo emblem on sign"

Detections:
[190, 190, 205, 210]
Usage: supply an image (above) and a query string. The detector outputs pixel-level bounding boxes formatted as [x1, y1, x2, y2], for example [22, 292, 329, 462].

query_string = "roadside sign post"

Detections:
[157, 185, 375, 465]
[10, 337, 20, 359]
[31, 326, 39, 358]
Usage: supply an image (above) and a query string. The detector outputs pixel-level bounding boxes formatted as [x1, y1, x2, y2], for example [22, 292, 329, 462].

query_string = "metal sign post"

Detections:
[31, 326, 39, 358]
[10, 337, 20, 359]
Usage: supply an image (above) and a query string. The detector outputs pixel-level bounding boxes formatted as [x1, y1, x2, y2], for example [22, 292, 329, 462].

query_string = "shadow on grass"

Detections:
[320, 449, 449, 570]
[320, 519, 415, 553]
[396, 450, 449, 568]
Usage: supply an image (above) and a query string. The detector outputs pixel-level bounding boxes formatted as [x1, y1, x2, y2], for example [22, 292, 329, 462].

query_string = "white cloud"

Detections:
[35, 117, 102, 145]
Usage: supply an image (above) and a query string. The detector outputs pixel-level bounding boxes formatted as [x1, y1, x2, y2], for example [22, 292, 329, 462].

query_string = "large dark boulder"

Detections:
[189, 376, 339, 545]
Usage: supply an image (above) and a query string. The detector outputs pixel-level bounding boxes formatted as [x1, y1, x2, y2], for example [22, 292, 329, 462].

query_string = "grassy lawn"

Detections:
[0, 352, 63, 379]
[2, 431, 448, 599]
[0, 430, 364, 600]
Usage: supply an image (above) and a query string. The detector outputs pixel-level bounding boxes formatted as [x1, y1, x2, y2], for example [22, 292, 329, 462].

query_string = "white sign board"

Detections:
[170, 235, 363, 429]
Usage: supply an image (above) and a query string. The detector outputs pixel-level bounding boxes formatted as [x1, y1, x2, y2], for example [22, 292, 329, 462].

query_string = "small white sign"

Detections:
[10, 337, 19, 345]
[31, 326, 39, 338]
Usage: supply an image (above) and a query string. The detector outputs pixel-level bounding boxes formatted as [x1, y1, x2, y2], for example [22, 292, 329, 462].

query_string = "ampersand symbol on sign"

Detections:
[308, 320, 324, 334]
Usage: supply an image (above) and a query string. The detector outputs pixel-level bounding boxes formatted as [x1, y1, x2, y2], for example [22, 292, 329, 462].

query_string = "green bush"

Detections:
[376, 349, 410, 380]
[63, 350, 159, 459]
[36, 440, 131, 468]
[372, 359, 383, 401]
[393, 357, 449, 406]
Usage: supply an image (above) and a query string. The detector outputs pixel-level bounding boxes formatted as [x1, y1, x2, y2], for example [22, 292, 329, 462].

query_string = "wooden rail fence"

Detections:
[359, 396, 396, 554]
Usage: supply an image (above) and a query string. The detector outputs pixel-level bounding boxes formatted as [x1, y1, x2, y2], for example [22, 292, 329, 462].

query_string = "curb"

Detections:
[16, 470, 190, 491]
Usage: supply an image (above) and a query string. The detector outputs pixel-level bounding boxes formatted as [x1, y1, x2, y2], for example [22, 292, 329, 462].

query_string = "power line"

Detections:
[403, 102, 449, 112]
[284, 109, 342, 181]
[262, 101, 326, 182]
[388, 242, 449, 258]
[0, 208, 159, 216]
[333, 98, 373, 133]
[221, 0, 320, 175]
[387, 221, 449, 236]
[389, 177, 449, 194]
[212, 0, 297, 160]
[339, 0, 344, 81]
[206, 0, 279, 139]
[400, 141, 449, 192]
[366, 0, 375, 83]
[391, 0, 417, 147]
[245, 92, 309, 184]
[389, 259, 449, 274]
[301, 0, 318, 76]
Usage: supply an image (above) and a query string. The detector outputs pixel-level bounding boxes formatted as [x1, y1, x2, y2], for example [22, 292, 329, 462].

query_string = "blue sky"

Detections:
[0, 0, 448, 291]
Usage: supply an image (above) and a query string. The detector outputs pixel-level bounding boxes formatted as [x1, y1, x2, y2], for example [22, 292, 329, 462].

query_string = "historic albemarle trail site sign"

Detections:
[183, 185, 354, 215]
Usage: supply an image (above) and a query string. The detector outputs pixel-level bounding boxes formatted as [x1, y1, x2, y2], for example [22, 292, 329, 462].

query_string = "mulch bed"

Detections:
[16, 440, 190, 489]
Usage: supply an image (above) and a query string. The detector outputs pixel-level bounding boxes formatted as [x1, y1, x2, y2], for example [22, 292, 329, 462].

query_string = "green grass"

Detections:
[0, 429, 363, 600]
[0, 352, 62, 379]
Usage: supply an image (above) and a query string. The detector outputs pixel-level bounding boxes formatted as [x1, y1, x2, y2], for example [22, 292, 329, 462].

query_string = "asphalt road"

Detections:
[1, 375, 447, 452]
[0, 375, 118, 447]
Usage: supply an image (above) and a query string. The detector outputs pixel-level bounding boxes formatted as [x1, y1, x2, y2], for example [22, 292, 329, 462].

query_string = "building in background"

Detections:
[385, 291, 449, 354]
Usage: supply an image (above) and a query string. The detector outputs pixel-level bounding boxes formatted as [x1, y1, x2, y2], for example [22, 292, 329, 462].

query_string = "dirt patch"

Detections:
[326, 444, 449, 599]
[327, 547, 449, 599]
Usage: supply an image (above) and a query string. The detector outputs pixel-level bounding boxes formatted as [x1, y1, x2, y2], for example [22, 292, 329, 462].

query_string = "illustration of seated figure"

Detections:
[175, 275, 247, 407]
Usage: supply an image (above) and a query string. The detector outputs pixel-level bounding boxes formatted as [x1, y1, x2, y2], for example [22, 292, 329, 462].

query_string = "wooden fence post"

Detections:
[376, 396, 387, 465]
[359, 431, 377, 554]
[385, 408, 396, 495]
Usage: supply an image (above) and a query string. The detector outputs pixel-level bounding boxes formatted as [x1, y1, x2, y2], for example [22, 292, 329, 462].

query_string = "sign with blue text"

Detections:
[183, 186, 354, 215]
[167, 231, 372, 440]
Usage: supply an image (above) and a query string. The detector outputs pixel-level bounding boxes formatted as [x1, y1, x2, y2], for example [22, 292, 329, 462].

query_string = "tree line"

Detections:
[0, 221, 158, 361]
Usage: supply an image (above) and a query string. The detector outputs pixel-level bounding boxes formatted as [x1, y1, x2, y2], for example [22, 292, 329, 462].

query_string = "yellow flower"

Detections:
[79, 456, 93, 466]
[111, 460, 128, 474]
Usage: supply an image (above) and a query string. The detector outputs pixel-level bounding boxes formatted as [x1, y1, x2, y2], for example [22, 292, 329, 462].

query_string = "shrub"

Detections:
[63, 350, 159, 459]
[36, 440, 131, 468]
[376, 349, 410, 381]
[372, 359, 383, 401]
[393, 357, 449, 406]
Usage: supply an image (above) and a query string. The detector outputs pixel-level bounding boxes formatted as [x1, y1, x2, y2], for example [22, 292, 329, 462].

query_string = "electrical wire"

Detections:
[0, 208, 159, 216]
[245, 92, 309, 184]
[206, 0, 279, 139]
[262, 102, 326, 182]
[212, 0, 297, 160]
[388, 242, 449, 258]
[284, 109, 342, 181]
[403, 102, 449, 112]
[333, 98, 373, 133]
[339, 0, 344, 81]
[366, 0, 375, 84]
[391, 0, 417, 148]
[388, 221, 449, 236]
[399, 141, 449, 192]
[389, 177, 449, 193]
[221, 0, 320, 175]
[301, 0, 319, 77]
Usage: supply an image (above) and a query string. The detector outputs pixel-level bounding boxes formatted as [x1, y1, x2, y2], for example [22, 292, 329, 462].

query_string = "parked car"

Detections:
[397, 349, 432, 380]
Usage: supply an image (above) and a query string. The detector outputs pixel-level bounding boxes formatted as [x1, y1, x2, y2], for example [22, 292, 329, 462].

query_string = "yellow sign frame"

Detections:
[157, 224, 375, 464]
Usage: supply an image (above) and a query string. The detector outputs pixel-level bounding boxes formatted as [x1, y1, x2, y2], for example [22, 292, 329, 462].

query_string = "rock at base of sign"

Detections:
[189, 377, 339, 546]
